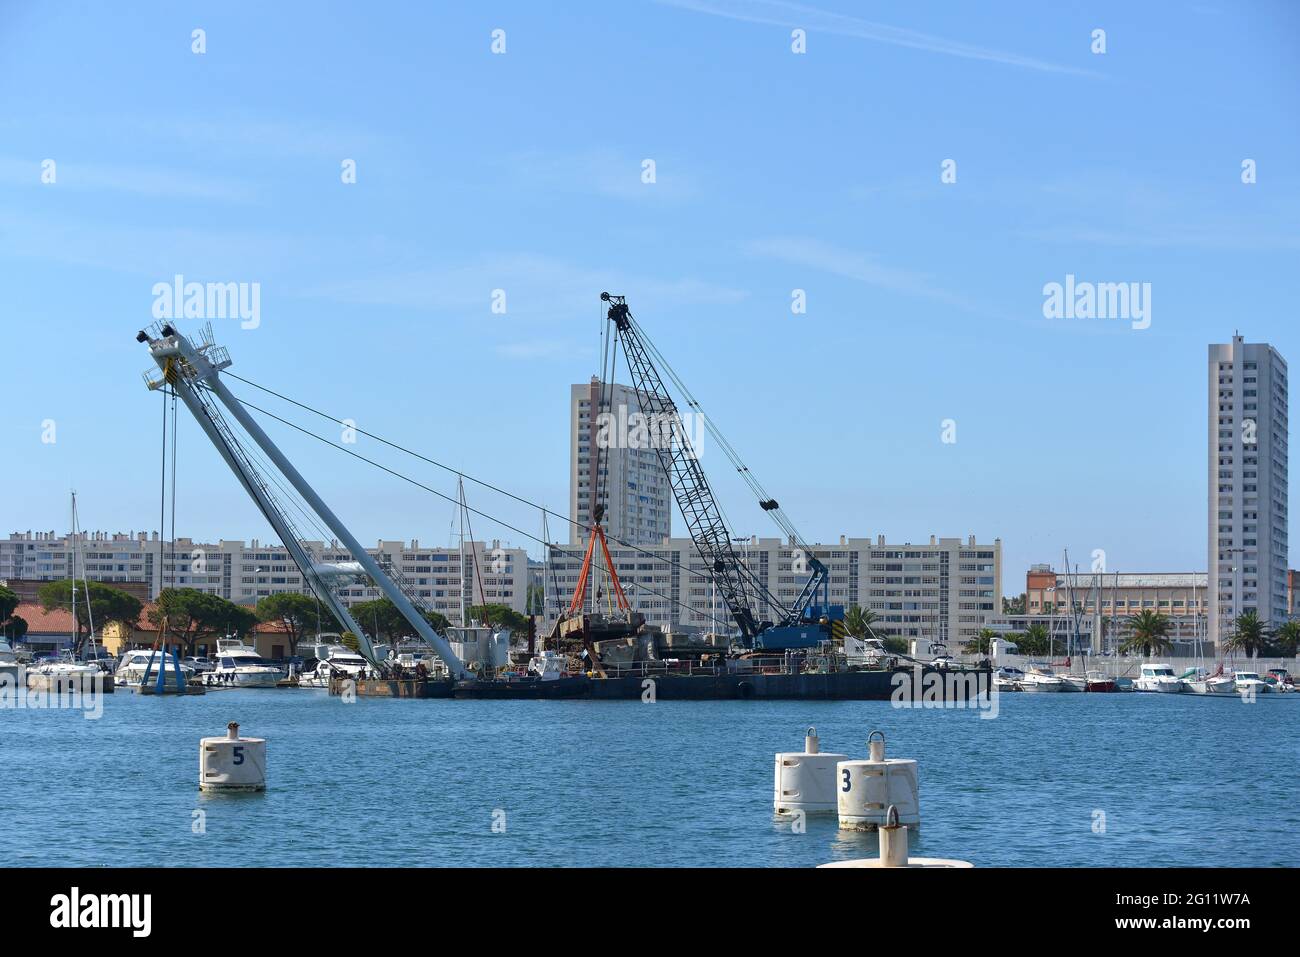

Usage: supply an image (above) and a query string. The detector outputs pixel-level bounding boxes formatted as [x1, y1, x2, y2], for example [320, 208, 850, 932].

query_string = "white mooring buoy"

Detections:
[818, 805, 973, 869]
[199, 721, 266, 793]
[836, 730, 920, 831]
[773, 726, 848, 815]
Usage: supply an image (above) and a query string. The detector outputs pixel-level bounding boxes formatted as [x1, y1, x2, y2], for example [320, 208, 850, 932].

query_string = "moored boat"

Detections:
[1233, 671, 1272, 695]
[0, 640, 20, 686]
[115, 649, 196, 689]
[1181, 667, 1236, 696]
[203, 638, 284, 688]
[296, 646, 369, 688]
[26, 656, 114, 692]
[1019, 666, 1065, 692]
[993, 666, 1024, 692]
[1134, 663, 1184, 693]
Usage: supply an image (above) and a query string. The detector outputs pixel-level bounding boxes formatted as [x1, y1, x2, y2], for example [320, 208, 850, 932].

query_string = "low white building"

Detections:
[541, 533, 1000, 648]
[0, 531, 530, 623]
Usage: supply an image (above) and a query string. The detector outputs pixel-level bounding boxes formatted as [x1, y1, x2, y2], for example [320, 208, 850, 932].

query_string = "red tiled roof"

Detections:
[11, 603, 76, 634]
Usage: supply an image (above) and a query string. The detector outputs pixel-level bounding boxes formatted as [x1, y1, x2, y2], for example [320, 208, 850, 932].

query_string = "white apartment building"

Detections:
[1208, 335, 1289, 645]
[570, 378, 673, 546]
[0, 531, 529, 624]
[541, 533, 1000, 647]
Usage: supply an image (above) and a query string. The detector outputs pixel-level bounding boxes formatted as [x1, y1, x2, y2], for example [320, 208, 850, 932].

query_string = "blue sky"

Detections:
[2, 1, 1298, 594]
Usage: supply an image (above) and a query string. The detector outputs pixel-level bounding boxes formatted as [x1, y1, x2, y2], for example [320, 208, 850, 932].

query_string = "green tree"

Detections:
[467, 603, 528, 633]
[36, 580, 143, 654]
[1119, 609, 1173, 658]
[0, 584, 23, 644]
[962, 627, 998, 655]
[256, 593, 322, 657]
[843, 604, 879, 639]
[881, 635, 908, 655]
[422, 609, 450, 633]
[1016, 622, 1051, 657]
[1270, 620, 1300, 658]
[1223, 610, 1270, 659]
[0, 584, 19, 624]
[350, 597, 410, 642]
[149, 588, 255, 654]
[1002, 593, 1026, 615]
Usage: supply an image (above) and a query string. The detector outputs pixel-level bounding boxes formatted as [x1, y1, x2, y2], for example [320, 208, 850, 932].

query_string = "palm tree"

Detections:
[843, 604, 878, 639]
[1119, 609, 1172, 658]
[1270, 620, 1300, 658]
[1019, 622, 1050, 657]
[1223, 610, 1270, 659]
[962, 627, 998, 655]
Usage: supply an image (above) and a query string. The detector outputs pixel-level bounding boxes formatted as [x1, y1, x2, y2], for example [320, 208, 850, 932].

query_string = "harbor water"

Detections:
[1, 690, 1295, 867]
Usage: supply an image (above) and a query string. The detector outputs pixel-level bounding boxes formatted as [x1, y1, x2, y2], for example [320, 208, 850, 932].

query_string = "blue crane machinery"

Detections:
[599, 293, 842, 651]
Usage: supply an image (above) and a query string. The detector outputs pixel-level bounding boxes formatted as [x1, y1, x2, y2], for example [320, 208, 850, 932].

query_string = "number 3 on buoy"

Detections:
[841, 769, 851, 792]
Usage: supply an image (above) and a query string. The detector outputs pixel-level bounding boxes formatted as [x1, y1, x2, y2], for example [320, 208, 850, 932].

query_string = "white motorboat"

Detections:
[202, 638, 283, 688]
[1134, 663, 1184, 693]
[1233, 671, 1273, 695]
[1180, 667, 1236, 696]
[115, 649, 196, 688]
[1019, 666, 1065, 692]
[1060, 670, 1118, 692]
[296, 646, 369, 688]
[26, 654, 109, 692]
[993, 666, 1024, 692]
[0, 639, 20, 686]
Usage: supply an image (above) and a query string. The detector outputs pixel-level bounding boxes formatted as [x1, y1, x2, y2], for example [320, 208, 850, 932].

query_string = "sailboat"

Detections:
[1182, 595, 1234, 695]
[1182, 666, 1236, 696]
[27, 493, 114, 693]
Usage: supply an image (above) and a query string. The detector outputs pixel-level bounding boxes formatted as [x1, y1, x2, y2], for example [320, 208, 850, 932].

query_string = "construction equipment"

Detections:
[135, 323, 470, 680]
[549, 508, 646, 676]
[599, 293, 840, 651]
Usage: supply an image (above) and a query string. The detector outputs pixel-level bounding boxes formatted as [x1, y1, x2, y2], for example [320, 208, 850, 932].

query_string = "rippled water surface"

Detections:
[2, 688, 1296, 867]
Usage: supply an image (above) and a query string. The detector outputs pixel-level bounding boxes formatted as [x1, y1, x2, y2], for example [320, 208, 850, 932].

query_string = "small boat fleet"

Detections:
[1132, 663, 1294, 695]
[993, 659, 1296, 696]
[1000, 663, 1116, 693]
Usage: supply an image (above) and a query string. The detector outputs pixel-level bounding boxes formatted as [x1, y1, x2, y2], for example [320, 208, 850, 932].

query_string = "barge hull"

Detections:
[588, 667, 992, 701]
[329, 667, 992, 702]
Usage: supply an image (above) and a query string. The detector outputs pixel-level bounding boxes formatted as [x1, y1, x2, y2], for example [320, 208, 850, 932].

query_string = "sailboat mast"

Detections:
[69, 490, 78, 656]
[458, 477, 467, 627]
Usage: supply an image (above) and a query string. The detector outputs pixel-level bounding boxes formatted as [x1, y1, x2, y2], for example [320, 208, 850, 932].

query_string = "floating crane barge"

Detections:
[136, 315, 989, 704]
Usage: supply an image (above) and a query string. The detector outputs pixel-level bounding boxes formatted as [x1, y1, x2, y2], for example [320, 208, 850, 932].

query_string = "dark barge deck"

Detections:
[332, 665, 992, 702]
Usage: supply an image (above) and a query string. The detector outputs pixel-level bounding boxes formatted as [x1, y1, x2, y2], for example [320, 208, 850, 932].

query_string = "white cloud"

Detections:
[501, 148, 699, 201]
[301, 253, 749, 317]
[656, 0, 1099, 76]
[743, 235, 973, 309]
[0, 155, 257, 202]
